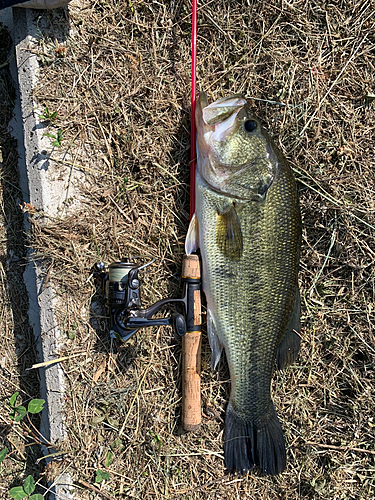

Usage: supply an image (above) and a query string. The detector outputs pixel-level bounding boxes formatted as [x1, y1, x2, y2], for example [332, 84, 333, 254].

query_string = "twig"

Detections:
[306, 441, 375, 456]
[27, 352, 86, 370]
[76, 479, 117, 500]
[7, 438, 26, 460]
[126, 191, 139, 220]
[25, 413, 54, 447]
[309, 211, 337, 297]
[348, 324, 375, 355]
[203, 10, 237, 45]
[36, 451, 69, 464]
[118, 364, 151, 436]
[246, 95, 288, 107]
[0, 50, 15, 69]
[108, 195, 133, 224]
[153, 163, 188, 193]
[170, 476, 228, 500]
[42, 259, 54, 290]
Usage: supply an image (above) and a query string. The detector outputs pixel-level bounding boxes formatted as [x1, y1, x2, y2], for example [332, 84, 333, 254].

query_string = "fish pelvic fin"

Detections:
[185, 213, 199, 255]
[224, 402, 286, 476]
[276, 287, 301, 370]
[207, 309, 223, 371]
[216, 205, 243, 260]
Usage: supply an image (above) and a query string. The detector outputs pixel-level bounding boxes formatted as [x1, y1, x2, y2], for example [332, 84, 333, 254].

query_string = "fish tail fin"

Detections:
[224, 402, 286, 476]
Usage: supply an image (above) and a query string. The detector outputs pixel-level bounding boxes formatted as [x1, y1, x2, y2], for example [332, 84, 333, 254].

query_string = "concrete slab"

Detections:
[1, 6, 76, 499]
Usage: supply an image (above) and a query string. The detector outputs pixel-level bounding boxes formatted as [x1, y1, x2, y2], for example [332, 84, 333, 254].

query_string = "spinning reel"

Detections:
[96, 258, 200, 342]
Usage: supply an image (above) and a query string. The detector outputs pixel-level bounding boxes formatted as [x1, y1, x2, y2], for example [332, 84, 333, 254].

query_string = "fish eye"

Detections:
[244, 120, 257, 133]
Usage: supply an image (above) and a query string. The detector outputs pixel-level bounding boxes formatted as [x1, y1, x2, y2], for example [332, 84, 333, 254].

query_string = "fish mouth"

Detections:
[202, 94, 247, 127]
[197, 93, 248, 144]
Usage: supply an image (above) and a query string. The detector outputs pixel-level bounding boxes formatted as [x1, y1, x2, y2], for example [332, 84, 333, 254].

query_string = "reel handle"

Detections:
[181, 254, 202, 431]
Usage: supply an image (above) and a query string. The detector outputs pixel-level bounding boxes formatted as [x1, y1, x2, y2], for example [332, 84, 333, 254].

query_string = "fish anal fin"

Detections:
[276, 288, 301, 370]
[216, 205, 243, 260]
[207, 309, 222, 371]
[185, 213, 199, 255]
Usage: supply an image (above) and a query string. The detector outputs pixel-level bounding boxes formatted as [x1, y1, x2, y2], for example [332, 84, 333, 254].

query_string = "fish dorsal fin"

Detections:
[185, 213, 199, 255]
[276, 288, 301, 370]
[216, 205, 243, 260]
[207, 309, 223, 371]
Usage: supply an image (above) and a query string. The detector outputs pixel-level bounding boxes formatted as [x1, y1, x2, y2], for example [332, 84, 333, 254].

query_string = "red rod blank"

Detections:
[190, 0, 197, 220]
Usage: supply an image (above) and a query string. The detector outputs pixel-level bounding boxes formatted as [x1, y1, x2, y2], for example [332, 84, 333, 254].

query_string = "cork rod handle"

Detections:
[181, 254, 202, 431]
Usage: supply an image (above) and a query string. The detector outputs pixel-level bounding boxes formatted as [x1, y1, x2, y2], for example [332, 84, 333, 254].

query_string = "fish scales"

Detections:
[186, 93, 301, 475]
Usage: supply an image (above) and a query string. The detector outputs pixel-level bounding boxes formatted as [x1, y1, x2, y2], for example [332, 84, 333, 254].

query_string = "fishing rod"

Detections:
[181, 0, 201, 432]
[97, 0, 202, 431]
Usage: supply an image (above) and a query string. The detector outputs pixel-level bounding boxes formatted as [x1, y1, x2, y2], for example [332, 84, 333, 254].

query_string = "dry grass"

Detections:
[15, 0, 375, 498]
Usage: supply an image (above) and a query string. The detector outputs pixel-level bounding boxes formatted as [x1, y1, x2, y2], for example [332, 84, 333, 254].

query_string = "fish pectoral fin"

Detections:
[276, 287, 301, 370]
[185, 213, 199, 255]
[216, 205, 243, 260]
[207, 309, 223, 371]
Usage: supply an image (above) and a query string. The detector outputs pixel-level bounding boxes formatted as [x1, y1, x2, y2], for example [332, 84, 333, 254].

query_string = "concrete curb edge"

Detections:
[11, 7, 75, 499]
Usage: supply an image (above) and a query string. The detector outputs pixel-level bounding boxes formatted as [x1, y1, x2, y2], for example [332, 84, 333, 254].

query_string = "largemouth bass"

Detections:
[185, 93, 301, 475]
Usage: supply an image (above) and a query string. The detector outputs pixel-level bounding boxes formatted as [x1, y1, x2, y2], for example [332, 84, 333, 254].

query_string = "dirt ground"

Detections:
[1, 0, 375, 498]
